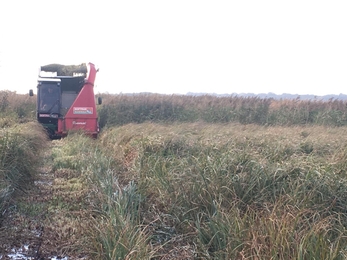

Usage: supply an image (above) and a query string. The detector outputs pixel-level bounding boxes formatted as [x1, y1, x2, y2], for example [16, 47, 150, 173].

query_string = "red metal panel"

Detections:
[63, 63, 99, 135]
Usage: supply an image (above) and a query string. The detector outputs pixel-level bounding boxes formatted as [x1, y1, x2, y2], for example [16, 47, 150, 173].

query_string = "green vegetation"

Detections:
[0, 122, 47, 218]
[98, 93, 347, 127]
[45, 123, 347, 259]
[0, 90, 36, 127]
[3, 92, 347, 259]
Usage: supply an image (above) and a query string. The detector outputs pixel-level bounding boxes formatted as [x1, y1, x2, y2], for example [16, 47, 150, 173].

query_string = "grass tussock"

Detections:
[0, 122, 47, 218]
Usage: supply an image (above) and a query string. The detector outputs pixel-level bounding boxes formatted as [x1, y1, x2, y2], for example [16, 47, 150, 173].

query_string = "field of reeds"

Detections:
[98, 93, 347, 127]
[0, 91, 36, 126]
[2, 91, 347, 259]
[3, 90, 347, 127]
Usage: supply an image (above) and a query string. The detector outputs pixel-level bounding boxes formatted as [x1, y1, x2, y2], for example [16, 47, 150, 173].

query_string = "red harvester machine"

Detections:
[30, 62, 101, 139]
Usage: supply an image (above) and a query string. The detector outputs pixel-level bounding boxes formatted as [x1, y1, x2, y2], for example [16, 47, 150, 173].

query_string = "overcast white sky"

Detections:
[0, 0, 346, 96]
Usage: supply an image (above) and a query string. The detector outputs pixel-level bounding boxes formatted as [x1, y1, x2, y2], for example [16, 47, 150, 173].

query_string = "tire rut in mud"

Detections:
[0, 168, 53, 259]
[0, 164, 91, 259]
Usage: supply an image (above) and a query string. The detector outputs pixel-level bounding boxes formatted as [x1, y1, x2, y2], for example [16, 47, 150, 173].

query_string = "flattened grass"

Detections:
[51, 133, 153, 259]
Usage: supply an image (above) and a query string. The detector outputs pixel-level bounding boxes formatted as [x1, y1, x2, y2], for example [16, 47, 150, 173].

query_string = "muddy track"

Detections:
[1, 168, 55, 259]
[0, 146, 90, 260]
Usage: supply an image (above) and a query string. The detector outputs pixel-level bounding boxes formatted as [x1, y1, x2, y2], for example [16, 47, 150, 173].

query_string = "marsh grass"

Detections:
[5, 83, 347, 258]
[3, 90, 347, 258]
[95, 123, 347, 259]
[0, 91, 36, 124]
[27, 121, 347, 259]
[0, 122, 47, 219]
[51, 133, 153, 259]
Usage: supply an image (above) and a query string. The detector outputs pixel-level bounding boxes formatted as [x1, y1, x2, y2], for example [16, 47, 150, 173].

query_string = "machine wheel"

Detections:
[45, 127, 61, 140]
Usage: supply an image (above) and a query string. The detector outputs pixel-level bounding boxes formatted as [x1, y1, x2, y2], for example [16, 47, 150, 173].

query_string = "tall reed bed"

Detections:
[0, 122, 47, 219]
[0, 90, 36, 126]
[97, 93, 347, 127]
[2, 91, 347, 127]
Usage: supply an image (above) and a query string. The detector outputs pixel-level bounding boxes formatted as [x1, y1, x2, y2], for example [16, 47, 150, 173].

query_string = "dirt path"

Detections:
[0, 144, 90, 260]
[0, 167, 55, 259]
